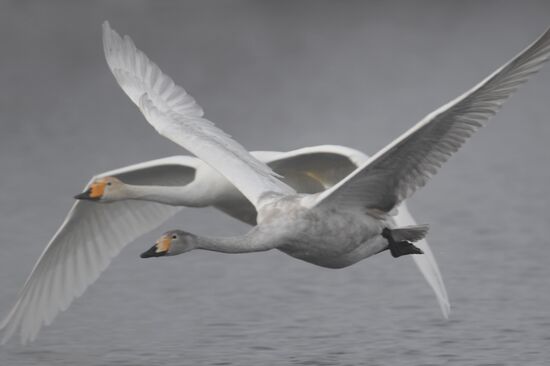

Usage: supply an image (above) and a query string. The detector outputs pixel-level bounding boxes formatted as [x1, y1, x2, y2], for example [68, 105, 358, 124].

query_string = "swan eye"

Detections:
[107, 182, 112, 186]
[172, 235, 177, 240]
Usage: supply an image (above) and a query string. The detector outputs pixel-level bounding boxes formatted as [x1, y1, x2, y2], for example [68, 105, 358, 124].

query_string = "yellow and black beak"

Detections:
[74, 182, 106, 201]
[74, 188, 96, 201]
[140, 235, 171, 258]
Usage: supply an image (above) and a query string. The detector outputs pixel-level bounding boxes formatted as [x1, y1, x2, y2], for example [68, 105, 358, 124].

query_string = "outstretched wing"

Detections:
[315, 27, 550, 211]
[103, 22, 294, 208]
[0, 156, 197, 344]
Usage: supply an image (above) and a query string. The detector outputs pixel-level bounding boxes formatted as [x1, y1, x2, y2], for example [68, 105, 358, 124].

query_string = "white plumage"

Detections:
[0, 145, 450, 344]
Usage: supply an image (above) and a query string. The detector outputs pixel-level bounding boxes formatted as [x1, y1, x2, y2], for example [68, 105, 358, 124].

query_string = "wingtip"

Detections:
[102, 21, 114, 40]
[440, 302, 451, 319]
[0, 322, 14, 345]
[435, 291, 451, 319]
[0, 316, 7, 330]
[0, 309, 15, 344]
[102, 20, 119, 42]
[102, 21, 115, 57]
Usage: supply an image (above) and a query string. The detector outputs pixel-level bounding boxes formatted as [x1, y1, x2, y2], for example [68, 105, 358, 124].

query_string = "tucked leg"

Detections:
[381, 228, 424, 258]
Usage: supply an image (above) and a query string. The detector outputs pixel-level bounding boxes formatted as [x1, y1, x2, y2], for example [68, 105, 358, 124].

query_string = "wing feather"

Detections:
[103, 23, 203, 117]
[0, 158, 199, 344]
[103, 22, 294, 207]
[316, 27, 550, 210]
[260, 145, 367, 192]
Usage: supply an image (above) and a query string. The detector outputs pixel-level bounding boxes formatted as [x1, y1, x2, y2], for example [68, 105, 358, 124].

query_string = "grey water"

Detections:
[1, 1, 550, 365]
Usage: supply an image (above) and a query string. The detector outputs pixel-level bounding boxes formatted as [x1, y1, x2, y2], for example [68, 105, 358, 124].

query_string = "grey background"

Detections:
[1, 1, 550, 365]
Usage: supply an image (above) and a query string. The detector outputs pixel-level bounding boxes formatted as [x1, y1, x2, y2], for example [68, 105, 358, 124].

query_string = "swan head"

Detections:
[74, 176, 125, 202]
[140, 230, 197, 258]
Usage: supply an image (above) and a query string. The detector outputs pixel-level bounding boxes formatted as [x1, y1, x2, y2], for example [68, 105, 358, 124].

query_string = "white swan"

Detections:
[112, 22, 549, 320]
[71, 146, 366, 225]
[0, 144, 447, 344]
[0, 25, 454, 344]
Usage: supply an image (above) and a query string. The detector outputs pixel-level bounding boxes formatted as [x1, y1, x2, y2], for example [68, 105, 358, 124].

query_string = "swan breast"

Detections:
[258, 199, 385, 264]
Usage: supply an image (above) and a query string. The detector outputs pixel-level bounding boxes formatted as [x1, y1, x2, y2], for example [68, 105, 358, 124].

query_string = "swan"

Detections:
[71, 145, 366, 225]
[0, 144, 447, 344]
[116, 22, 550, 263]
[111, 23, 548, 316]
[0, 26, 454, 344]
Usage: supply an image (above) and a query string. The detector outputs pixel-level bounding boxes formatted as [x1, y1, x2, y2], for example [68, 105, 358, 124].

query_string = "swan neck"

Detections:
[124, 184, 207, 207]
[195, 228, 274, 253]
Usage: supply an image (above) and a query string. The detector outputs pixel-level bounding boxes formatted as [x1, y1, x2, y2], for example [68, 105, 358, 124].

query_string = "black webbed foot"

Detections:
[388, 240, 424, 258]
[382, 227, 424, 258]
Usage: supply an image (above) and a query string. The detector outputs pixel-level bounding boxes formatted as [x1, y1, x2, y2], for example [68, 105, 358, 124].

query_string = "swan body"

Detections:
[260, 197, 387, 268]
[154, 194, 396, 269]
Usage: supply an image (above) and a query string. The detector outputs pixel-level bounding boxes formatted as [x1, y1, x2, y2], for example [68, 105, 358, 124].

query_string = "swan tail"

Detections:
[385, 224, 429, 243]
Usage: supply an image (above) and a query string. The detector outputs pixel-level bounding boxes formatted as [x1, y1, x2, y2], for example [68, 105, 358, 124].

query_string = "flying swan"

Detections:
[120, 22, 550, 320]
[128, 24, 549, 271]
[0, 28, 448, 345]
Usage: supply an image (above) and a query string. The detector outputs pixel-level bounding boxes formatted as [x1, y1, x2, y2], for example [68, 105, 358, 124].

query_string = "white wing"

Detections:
[0, 156, 198, 344]
[102, 23, 203, 117]
[217, 145, 366, 224]
[259, 145, 367, 192]
[103, 22, 294, 208]
[315, 27, 550, 211]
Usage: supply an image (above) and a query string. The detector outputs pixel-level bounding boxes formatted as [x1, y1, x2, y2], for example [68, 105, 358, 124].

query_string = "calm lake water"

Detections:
[1, 1, 550, 365]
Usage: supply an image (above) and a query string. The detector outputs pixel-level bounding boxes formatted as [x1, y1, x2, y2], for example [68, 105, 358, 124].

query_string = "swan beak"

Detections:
[140, 236, 171, 258]
[74, 188, 95, 200]
[74, 182, 106, 201]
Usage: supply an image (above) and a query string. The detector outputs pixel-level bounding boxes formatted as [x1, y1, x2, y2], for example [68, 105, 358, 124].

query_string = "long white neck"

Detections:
[122, 183, 210, 207]
[194, 227, 278, 253]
